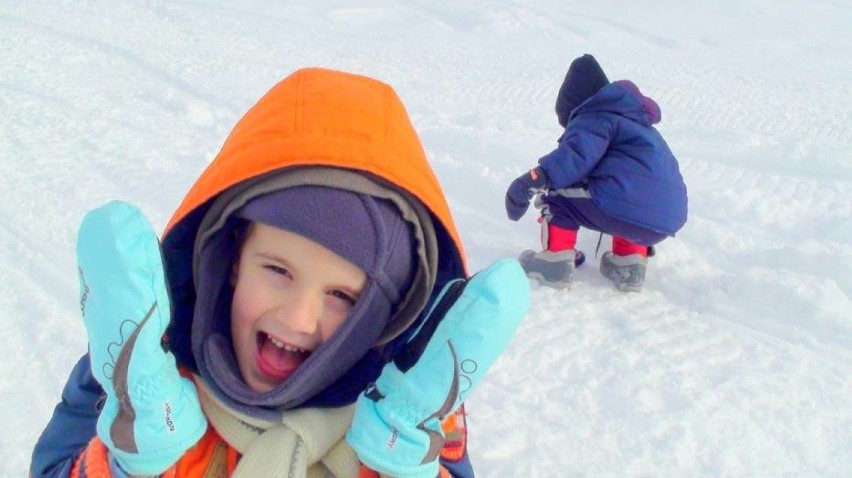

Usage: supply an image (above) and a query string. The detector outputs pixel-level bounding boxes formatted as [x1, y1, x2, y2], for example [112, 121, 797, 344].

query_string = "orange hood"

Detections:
[164, 67, 465, 269]
[161, 68, 466, 375]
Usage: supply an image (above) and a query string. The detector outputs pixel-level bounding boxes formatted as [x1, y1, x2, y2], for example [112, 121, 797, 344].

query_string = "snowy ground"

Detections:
[3, 1, 850, 476]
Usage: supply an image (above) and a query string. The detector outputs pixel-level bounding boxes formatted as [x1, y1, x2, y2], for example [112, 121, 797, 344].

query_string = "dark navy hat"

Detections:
[555, 54, 610, 127]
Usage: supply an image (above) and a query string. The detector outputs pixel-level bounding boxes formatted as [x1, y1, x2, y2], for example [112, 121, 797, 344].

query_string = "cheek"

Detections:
[317, 302, 352, 341]
[230, 281, 260, 338]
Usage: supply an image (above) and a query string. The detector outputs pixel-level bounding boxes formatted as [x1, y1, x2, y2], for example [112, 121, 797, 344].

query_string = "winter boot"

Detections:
[599, 252, 647, 292]
[519, 249, 577, 289]
[519, 220, 584, 288]
[600, 237, 649, 292]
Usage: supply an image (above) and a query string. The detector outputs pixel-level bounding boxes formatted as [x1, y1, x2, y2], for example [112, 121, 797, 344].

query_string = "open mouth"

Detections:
[255, 332, 311, 382]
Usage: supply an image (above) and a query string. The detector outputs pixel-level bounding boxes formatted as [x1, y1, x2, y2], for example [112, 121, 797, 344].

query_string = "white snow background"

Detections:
[3, 1, 851, 476]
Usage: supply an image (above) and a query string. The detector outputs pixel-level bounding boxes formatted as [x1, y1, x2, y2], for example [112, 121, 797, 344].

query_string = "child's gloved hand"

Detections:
[505, 167, 549, 221]
[347, 259, 530, 478]
[77, 201, 206, 476]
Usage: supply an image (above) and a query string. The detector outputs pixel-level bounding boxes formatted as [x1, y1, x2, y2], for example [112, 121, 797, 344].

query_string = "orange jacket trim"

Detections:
[71, 436, 177, 478]
[439, 405, 468, 462]
[71, 427, 235, 478]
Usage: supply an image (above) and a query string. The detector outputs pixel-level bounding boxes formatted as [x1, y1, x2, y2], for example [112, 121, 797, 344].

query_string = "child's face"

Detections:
[230, 222, 367, 393]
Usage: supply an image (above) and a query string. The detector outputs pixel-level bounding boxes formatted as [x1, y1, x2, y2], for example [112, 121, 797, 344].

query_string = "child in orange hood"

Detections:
[32, 68, 529, 478]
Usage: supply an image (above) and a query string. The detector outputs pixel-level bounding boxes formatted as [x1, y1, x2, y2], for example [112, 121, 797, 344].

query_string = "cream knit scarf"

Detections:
[194, 376, 361, 478]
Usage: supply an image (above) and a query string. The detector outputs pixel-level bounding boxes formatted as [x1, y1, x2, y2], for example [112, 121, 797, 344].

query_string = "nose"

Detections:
[274, 289, 321, 335]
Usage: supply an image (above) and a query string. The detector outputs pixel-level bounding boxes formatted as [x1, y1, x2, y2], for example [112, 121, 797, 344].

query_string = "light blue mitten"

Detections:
[77, 201, 206, 476]
[347, 259, 530, 478]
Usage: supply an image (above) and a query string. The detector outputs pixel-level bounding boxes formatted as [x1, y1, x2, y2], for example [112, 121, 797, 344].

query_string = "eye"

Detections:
[329, 289, 356, 307]
[263, 264, 290, 277]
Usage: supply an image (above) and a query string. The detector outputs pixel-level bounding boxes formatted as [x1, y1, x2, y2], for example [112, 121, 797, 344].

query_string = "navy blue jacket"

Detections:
[538, 80, 688, 236]
[31, 355, 99, 477]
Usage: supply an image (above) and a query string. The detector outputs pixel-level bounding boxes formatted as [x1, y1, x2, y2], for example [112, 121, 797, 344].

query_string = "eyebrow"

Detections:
[256, 252, 286, 264]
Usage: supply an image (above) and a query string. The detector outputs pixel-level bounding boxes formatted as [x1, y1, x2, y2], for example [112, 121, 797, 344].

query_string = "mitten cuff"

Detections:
[347, 398, 442, 478]
[96, 377, 207, 476]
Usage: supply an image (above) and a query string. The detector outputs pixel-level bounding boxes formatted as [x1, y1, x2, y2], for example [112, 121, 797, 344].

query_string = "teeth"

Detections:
[266, 334, 305, 353]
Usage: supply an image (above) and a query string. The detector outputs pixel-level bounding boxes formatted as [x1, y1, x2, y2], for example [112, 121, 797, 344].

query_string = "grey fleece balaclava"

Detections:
[191, 168, 437, 419]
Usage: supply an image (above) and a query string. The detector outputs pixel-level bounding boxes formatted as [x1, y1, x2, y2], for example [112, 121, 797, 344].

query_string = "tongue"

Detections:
[258, 337, 306, 380]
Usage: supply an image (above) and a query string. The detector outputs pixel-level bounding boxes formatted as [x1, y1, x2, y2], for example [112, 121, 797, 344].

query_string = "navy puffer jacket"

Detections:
[538, 80, 688, 236]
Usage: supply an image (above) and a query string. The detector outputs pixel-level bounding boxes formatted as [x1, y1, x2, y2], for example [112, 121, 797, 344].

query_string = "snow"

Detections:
[3, 1, 850, 476]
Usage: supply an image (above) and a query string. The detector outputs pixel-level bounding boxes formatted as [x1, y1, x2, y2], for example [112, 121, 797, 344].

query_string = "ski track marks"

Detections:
[475, 285, 852, 476]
